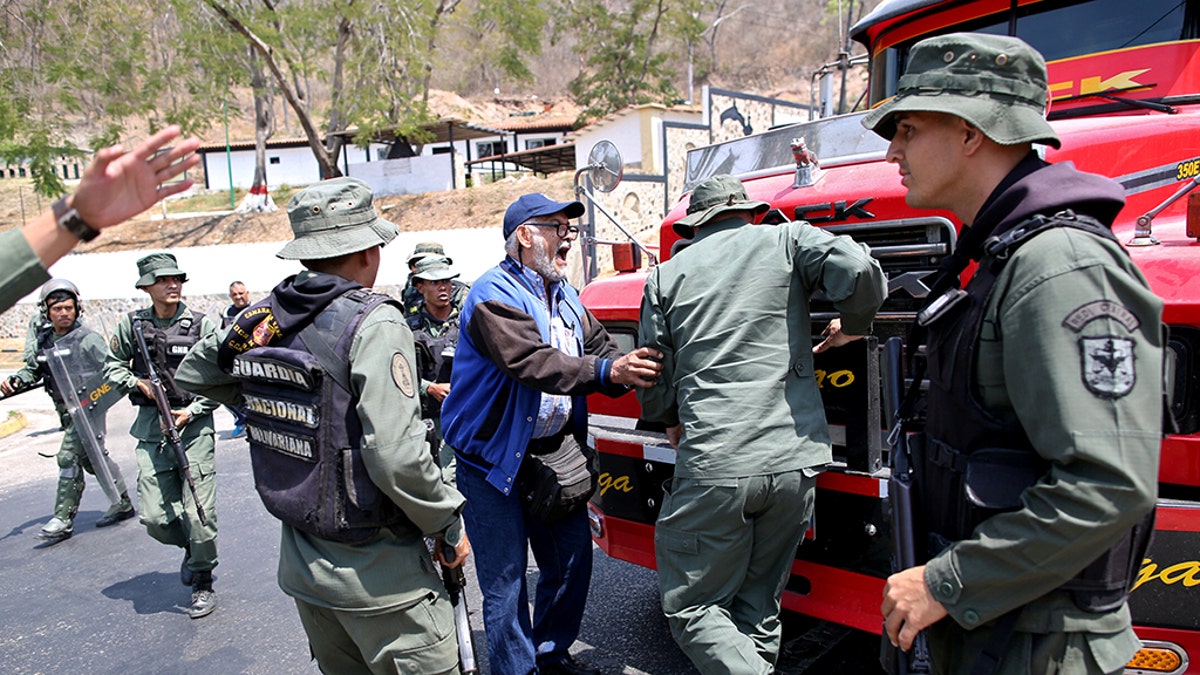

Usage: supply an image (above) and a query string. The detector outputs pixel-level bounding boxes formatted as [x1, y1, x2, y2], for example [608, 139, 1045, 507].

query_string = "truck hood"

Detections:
[666, 108, 1200, 320]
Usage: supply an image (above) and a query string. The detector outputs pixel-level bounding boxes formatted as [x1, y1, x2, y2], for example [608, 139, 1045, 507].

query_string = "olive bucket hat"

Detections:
[135, 252, 188, 288]
[673, 174, 769, 238]
[412, 255, 460, 282]
[276, 177, 398, 261]
[861, 33, 1060, 149]
[408, 241, 450, 267]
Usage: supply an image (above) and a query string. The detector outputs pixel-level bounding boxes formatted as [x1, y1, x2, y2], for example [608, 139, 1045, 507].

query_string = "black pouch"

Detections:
[923, 440, 1046, 556]
[518, 435, 598, 523]
[963, 448, 1046, 512]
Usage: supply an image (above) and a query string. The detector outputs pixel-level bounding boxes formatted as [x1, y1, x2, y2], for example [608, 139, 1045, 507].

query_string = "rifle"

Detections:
[0, 379, 44, 401]
[439, 541, 479, 674]
[423, 414, 474, 672]
[132, 320, 208, 525]
[880, 336, 932, 675]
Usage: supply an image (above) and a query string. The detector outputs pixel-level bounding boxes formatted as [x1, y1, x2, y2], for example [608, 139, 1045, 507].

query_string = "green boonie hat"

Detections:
[408, 241, 450, 267]
[276, 177, 398, 261]
[412, 255, 460, 282]
[135, 252, 188, 288]
[862, 33, 1060, 149]
[674, 174, 769, 238]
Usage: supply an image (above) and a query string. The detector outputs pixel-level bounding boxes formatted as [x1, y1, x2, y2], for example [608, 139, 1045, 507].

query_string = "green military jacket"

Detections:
[103, 304, 219, 441]
[924, 227, 1162, 673]
[0, 229, 51, 312]
[22, 314, 45, 364]
[638, 216, 886, 478]
[176, 295, 465, 611]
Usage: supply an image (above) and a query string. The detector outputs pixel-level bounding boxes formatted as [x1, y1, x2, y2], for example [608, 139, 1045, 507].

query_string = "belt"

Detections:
[527, 430, 569, 456]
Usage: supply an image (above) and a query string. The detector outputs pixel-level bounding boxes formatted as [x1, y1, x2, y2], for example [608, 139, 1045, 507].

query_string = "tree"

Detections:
[559, 0, 683, 122]
[437, 0, 547, 95]
[0, 0, 230, 197]
[676, 0, 754, 104]
[200, 0, 546, 178]
[238, 45, 279, 213]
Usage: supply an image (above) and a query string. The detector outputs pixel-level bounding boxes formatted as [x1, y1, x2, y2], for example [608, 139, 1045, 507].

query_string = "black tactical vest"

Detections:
[231, 288, 415, 543]
[919, 211, 1154, 613]
[129, 310, 203, 408]
[36, 325, 93, 406]
[407, 312, 458, 419]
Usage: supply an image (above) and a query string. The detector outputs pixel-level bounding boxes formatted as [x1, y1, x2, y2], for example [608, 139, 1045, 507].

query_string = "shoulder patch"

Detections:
[1063, 300, 1141, 333]
[391, 352, 416, 398]
[1080, 336, 1136, 399]
[110, 334, 120, 352]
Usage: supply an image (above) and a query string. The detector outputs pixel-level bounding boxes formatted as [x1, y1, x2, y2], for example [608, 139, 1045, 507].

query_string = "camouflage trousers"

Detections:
[133, 422, 218, 573]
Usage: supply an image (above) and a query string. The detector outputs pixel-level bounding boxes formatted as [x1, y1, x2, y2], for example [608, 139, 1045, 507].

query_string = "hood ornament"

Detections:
[791, 137, 820, 189]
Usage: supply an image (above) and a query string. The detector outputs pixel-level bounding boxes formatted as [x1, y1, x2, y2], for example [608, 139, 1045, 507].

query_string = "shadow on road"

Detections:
[0, 515, 47, 542]
[102, 571, 189, 616]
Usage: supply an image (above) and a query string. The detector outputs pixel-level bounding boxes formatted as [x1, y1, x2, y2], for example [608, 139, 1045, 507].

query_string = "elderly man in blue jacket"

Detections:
[442, 193, 662, 675]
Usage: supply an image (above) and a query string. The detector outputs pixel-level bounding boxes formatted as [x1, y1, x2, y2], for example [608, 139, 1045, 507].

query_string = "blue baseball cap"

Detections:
[503, 193, 585, 239]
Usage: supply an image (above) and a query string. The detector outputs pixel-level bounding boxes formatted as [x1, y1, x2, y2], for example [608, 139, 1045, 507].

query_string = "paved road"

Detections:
[0, 386, 882, 674]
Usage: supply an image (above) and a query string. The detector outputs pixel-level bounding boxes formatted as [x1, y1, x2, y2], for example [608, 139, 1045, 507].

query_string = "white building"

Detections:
[197, 137, 389, 190]
[570, 104, 703, 176]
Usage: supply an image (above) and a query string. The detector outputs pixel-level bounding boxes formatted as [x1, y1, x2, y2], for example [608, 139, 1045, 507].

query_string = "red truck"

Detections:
[579, 0, 1200, 672]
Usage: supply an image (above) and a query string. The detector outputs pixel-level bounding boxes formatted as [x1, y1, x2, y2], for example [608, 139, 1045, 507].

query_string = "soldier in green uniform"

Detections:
[0, 126, 199, 312]
[2, 279, 135, 542]
[103, 253, 221, 619]
[176, 178, 469, 673]
[638, 174, 886, 675]
[407, 255, 462, 485]
[400, 240, 470, 317]
[863, 34, 1161, 674]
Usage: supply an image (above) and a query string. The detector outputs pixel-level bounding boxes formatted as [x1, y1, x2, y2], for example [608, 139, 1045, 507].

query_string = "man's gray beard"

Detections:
[529, 235, 565, 283]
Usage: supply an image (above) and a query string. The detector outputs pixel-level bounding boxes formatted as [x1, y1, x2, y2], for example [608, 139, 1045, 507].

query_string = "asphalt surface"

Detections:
[0, 388, 883, 674]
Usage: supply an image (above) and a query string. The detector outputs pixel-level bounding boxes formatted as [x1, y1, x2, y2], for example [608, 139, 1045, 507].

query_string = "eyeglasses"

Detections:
[526, 221, 580, 239]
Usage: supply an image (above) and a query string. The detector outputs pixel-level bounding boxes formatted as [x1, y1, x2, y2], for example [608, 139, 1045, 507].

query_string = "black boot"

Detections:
[187, 571, 217, 619]
[180, 545, 194, 587]
[96, 494, 135, 528]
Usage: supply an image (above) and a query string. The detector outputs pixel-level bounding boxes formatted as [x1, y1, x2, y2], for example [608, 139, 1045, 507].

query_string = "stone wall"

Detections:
[708, 90, 811, 145]
[663, 125, 710, 208]
[582, 121, 709, 275]
[588, 179, 668, 272]
[1, 285, 406, 343]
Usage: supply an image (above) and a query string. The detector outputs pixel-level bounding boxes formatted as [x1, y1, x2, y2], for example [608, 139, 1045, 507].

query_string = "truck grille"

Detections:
[813, 217, 957, 329]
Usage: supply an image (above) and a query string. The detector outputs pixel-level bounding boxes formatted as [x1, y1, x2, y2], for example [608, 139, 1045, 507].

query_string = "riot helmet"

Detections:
[38, 278, 82, 319]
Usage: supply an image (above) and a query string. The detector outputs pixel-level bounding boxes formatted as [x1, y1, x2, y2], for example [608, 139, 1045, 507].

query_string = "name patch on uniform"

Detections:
[1080, 336, 1136, 399]
[1063, 300, 1140, 333]
[391, 353, 416, 398]
[246, 425, 315, 461]
[168, 344, 190, 356]
[244, 394, 319, 428]
[231, 357, 313, 389]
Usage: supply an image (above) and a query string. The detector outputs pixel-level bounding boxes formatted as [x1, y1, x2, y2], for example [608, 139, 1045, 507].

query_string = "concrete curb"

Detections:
[0, 411, 28, 439]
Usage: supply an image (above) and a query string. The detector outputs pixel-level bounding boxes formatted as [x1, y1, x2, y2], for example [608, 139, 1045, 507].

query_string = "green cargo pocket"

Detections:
[656, 525, 698, 556]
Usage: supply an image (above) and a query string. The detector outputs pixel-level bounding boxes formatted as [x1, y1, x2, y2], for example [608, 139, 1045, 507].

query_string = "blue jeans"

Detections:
[457, 461, 593, 675]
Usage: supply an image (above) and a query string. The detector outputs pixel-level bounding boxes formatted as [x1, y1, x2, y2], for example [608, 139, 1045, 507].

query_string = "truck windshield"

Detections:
[869, 0, 1200, 103]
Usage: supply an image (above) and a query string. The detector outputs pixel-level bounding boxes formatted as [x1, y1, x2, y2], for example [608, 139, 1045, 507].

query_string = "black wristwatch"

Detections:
[52, 197, 101, 242]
